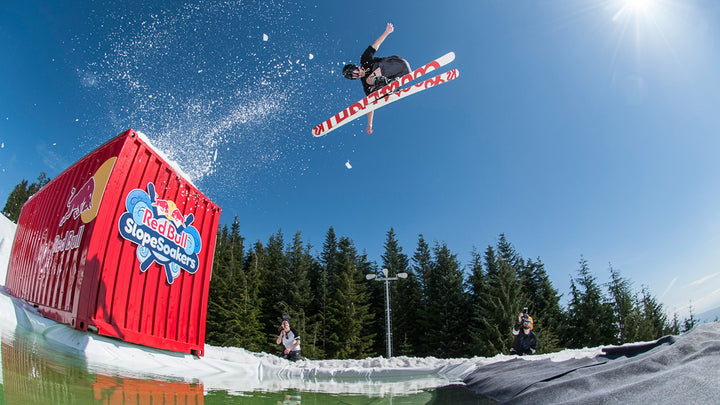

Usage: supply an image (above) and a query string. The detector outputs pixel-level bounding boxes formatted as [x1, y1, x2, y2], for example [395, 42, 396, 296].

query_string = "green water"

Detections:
[0, 326, 492, 405]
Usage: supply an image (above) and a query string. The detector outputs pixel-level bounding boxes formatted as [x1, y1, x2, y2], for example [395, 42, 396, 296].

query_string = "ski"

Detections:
[361, 68, 459, 116]
[312, 52, 456, 137]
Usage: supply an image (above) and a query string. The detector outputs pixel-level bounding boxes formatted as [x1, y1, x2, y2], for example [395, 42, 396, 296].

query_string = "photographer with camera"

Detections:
[510, 307, 538, 356]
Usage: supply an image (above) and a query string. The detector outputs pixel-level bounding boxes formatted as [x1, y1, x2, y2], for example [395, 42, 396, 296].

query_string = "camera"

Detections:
[522, 307, 529, 322]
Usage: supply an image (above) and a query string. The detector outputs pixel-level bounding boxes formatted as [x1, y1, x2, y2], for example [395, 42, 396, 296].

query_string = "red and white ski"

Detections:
[312, 52, 457, 137]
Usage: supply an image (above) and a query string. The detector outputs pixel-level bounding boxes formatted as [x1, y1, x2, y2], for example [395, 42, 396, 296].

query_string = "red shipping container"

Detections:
[6, 129, 221, 356]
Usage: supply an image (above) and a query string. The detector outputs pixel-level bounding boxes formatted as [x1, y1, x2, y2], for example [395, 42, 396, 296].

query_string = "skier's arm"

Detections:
[371, 23, 394, 51]
[366, 110, 375, 134]
[512, 313, 523, 335]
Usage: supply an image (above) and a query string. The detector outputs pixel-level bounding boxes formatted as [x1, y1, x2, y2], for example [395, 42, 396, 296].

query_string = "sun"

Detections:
[613, 0, 659, 22]
[625, 0, 655, 12]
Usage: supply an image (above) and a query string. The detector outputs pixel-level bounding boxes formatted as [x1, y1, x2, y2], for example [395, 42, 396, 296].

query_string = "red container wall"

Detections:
[6, 135, 126, 327]
[6, 129, 221, 355]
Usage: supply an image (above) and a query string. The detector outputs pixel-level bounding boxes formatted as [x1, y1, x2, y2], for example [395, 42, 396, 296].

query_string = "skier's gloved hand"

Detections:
[373, 75, 390, 87]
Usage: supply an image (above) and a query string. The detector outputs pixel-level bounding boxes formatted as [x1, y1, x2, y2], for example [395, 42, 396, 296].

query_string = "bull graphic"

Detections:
[59, 177, 95, 227]
[152, 198, 185, 228]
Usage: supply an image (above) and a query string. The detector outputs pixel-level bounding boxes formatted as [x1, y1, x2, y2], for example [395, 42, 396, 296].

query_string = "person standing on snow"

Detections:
[276, 315, 302, 362]
[342, 23, 411, 134]
[510, 310, 538, 355]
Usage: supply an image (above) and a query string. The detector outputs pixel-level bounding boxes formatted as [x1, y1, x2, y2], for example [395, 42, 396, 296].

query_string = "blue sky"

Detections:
[1, 0, 720, 317]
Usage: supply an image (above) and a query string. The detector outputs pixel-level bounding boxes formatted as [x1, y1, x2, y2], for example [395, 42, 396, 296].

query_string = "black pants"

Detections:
[280, 350, 302, 362]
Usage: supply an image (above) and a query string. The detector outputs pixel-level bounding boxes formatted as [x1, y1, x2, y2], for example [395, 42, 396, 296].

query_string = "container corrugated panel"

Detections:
[6, 129, 221, 355]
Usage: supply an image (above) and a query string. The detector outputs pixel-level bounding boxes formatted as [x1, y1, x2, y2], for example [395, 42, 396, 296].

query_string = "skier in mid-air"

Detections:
[342, 23, 411, 134]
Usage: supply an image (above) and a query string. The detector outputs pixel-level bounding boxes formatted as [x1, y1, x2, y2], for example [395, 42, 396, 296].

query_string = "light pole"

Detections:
[366, 268, 407, 358]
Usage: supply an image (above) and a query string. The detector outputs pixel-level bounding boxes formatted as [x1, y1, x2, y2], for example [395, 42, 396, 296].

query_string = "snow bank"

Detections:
[0, 213, 15, 286]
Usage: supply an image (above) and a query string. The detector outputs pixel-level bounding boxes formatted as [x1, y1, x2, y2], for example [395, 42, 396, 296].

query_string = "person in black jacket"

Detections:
[342, 23, 411, 134]
[510, 311, 538, 355]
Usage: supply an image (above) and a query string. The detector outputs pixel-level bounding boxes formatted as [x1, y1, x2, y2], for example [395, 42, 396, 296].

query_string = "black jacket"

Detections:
[359, 46, 411, 95]
[511, 323, 538, 355]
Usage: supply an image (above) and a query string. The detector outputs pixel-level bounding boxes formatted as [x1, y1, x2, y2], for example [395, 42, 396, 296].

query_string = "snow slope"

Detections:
[0, 213, 15, 286]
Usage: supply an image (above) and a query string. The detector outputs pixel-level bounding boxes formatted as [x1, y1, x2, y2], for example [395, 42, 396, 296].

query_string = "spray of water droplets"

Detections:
[72, 0, 351, 201]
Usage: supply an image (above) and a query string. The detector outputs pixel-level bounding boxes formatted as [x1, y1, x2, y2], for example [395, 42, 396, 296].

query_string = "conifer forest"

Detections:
[206, 217, 696, 360]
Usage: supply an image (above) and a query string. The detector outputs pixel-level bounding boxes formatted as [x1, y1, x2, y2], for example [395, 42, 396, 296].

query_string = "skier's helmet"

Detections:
[343, 64, 359, 79]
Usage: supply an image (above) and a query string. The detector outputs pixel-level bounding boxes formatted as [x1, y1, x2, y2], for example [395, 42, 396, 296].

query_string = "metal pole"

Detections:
[385, 276, 392, 359]
[366, 269, 407, 359]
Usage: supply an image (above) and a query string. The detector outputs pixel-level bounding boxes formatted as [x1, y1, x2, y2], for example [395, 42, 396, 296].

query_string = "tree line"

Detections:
[206, 216, 699, 359]
[2, 174, 700, 359]
[2, 172, 50, 222]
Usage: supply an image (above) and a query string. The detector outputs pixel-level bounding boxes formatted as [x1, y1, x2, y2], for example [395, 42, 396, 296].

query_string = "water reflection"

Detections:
[0, 324, 488, 404]
[0, 328, 204, 405]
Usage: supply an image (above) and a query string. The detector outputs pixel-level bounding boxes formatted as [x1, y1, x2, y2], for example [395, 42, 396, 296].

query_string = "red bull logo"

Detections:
[57, 157, 115, 228]
[118, 182, 202, 284]
[152, 199, 186, 229]
[59, 177, 95, 227]
[39, 157, 116, 277]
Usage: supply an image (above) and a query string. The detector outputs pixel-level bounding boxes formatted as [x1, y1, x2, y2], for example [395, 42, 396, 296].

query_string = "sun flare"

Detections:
[626, 0, 655, 12]
[613, 0, 658, 22]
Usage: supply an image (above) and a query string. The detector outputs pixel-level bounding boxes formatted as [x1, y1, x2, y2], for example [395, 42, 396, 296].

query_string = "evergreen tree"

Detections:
[205, 218, 264, 350]
[356, 251, 379, 357]
[523, 258, 563, 353]
[466, 247, 487, 355]
[2, 179, 29, 222]
[206, 224, 232, 345]
[313, 227, 339, 355]
[682, 304, 698, 333]
[667, 313, 681, 336]
[326, 237, 374, 359]
[607, 265, 639, 344]
[475, 242, 523, 356]
[564, 257, 617, 348]
[229, 220, 264, 351]
[635, 286, 668, 340]
[411, 234, 434, 356]
[562, 278, 582, 348]
[2, 172, 50, 222]
[424, 242, 468, 358]
[497, 234, 523, 269]
[284, 231, 319, 358]
[263, 230, 289, 309]
[245, 240, 273, 352]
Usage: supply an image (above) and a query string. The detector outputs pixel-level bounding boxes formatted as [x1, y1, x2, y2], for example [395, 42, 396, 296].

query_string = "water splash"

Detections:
[71, 0, 351, 200]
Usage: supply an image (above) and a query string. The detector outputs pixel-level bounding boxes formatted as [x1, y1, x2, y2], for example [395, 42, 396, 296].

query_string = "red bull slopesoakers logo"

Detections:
[118, 182, 202, 284]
